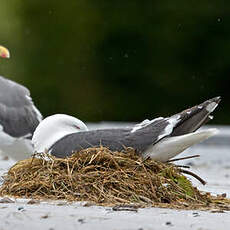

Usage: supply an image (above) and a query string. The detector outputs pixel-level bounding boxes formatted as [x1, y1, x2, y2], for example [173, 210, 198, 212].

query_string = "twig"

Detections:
[175, 165, 190, 169]
[179, 169, 206, 185]
[112, 204, 139, 212]
[166, 155, 200, 163]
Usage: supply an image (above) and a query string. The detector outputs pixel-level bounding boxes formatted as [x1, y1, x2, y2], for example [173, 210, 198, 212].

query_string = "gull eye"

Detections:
[74, 125, 80, 129]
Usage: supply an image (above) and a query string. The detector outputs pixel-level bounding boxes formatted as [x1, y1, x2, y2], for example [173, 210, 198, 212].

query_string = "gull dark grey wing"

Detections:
[49, 97, 221, 158]
[50, 118, 171, 158]
[0, 76, 42, 138]
[171, 96, 221, 136]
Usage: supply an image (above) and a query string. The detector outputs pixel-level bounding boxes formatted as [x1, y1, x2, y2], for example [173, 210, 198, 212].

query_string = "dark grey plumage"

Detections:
[171, 96, 221, 136]
[49, 97, 221, 158]
[0, 76, 42, 138]
[50, 117, 169, 157]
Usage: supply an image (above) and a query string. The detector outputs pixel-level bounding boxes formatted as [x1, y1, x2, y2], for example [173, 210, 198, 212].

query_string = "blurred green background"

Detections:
[0, 1, 229, 124]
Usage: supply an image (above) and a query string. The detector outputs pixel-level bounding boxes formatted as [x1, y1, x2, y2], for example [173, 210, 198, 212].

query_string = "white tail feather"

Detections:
[143, 128, 219, 162]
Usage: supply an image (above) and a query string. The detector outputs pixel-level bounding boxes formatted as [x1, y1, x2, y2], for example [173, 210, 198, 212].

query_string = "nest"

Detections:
[0, 147, 229, 209]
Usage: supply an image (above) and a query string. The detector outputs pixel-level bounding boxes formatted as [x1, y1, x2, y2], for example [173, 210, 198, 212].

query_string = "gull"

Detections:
[0, 45, 42, 160]
[32, 97, 221, 162]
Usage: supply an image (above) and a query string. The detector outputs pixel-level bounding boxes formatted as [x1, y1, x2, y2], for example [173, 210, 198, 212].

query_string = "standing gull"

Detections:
[32, 97, 221, 162]
[0, 45, 42, 160]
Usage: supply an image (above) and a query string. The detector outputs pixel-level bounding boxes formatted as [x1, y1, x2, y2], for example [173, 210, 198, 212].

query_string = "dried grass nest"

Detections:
[0, 146, 229, 210]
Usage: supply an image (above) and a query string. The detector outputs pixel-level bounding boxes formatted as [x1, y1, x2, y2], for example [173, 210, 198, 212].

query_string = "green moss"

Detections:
[159, 167, 175, 180]
[159, 167, 196, 199]
[175, 175, 195, 197]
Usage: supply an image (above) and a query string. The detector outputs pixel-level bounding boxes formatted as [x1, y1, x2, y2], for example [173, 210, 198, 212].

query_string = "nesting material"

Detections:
[0, 147, 229, 210]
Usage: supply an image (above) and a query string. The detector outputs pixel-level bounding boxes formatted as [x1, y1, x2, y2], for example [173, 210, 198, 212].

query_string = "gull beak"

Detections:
[0, 45, 10, 59]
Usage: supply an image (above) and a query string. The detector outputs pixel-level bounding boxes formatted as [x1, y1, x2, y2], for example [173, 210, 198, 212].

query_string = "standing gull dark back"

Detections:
[0, 45, 42, 160]
[0, 76, 42, 160]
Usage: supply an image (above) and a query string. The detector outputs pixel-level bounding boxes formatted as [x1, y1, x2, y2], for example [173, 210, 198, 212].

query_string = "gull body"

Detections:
[32, 97, 221, 162]
[0, 46, 42, 160]
[0, 76, 42, 160]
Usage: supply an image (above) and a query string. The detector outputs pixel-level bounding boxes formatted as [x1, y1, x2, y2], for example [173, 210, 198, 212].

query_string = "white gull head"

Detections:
[32, 114, 88, 153]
